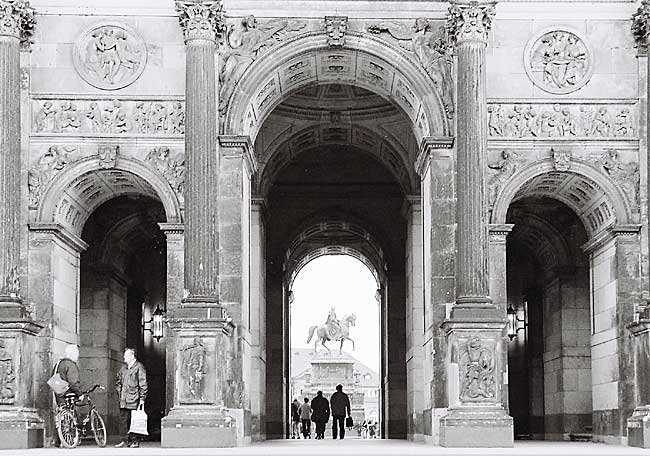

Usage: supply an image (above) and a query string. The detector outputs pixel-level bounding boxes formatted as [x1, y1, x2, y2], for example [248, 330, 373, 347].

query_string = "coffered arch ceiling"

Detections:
[255, 83, 418, 196]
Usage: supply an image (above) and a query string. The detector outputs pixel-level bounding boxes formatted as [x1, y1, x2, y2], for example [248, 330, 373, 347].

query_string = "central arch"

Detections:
[223, 32, 451, 143]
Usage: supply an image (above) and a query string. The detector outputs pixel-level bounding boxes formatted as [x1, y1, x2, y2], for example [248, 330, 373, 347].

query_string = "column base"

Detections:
[439, 407, 513, 447]
[161, 406, 244, 447]
[0, 409, 44, 449]
[627, 405, 650, 447]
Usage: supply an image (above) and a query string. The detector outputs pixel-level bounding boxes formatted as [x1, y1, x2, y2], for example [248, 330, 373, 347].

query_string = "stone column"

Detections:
[162, 1, 238, 448]
[440, 1, 513, 447]
[628, 5, 650, 447]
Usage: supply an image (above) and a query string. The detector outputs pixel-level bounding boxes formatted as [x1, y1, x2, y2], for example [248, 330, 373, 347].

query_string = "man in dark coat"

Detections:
[330, 384, 351, 439]
[310, 390, 330, 439]
[51, 344, 83, 447]
[115, 347, 148, 448]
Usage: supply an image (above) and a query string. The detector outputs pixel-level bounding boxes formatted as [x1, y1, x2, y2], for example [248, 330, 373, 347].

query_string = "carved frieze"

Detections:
[367, 19, 454, 118]
[524, 29, 593, 95]
[28, 145, 76, 207]
[175, 0, 225, 43]
[0, 339, 15, 404]
[325, 16, 348, 47]
[32, 99, 185, 135]
[487, 103, 635, 139]
[459, 336, 496, 402]
[144, 147, 185, 201]
[73, 23, 147, 91]
[0, 0, 35, 43]
[220, 15, 307, 108]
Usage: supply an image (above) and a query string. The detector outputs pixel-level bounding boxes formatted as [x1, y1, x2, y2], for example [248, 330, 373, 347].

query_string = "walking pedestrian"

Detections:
[330, 384, 351, 439]
[298, 397, 312, 439]
[114, 348, 148, 448]
[291, 398, 301, 438]
[310, 391, 330, 439]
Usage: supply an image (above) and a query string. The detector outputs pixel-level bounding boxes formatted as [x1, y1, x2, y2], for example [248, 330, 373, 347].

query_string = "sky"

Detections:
[290, 255, 380, 373]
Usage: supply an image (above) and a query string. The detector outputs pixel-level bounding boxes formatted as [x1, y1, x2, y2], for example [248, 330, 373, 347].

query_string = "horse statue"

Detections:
[306, 313, 356, 354]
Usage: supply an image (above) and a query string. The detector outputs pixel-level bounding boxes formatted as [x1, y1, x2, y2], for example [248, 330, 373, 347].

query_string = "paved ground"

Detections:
[2, 439, 649, 456]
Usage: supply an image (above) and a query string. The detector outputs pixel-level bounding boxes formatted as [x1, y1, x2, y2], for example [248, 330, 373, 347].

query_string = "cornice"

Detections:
[219, 134, 258, 176]
[415, 136, 454, 177]
[28, 222, 88, 252]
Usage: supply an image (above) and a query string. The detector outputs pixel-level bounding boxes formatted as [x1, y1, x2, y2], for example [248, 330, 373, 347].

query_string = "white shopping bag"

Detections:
[129, 404, 149, 436]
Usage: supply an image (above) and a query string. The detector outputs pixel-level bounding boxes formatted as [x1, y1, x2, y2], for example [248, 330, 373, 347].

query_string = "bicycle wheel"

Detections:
[90, 409, 107, 447]
[56, 409, 80, 448]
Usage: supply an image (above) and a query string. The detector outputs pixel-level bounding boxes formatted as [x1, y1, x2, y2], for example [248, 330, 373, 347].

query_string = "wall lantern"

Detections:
[507, 304, 527, 341]
[143, 304, 165, 342]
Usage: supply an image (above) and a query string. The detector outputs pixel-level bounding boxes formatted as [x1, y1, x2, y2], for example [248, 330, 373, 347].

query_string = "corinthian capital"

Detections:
[175, 0, 225, 43]
[446, 0, 496, 46]
[0, 0, 35, 42]
[632, 0, 650, 47]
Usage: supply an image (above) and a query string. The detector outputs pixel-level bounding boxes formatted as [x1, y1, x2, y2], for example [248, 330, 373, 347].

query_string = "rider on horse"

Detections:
[326, 307, 343, 340]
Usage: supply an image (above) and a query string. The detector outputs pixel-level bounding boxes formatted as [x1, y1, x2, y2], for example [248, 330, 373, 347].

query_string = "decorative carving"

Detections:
[73, 23, 147, 91]
[180, 337, 208, 402]
[524, 29, 592, 94]
[487, 150, 518, 206]
[28, 146, 75, 207]
[595, 149, 640, 207]
[175, 0, 225, 43]
[0, 0, 35, 43]
[3, 265, 19, 296]
[552, 148, 572, 171]
[367, 19, 453, 118]
[220, 15, 307, 108]
[145, 147, 185, 200]
[0, 340, 14, 404]
[632, 1, 650, 47]
[487, 103, 635, 139]
[20, 68, 28, 89]
[446, 1, 496, 45]
[32, 99, 185, 135]
[459, 336, 496, 401]
[324, 16, 347, 47]
[97, 144, 118, 169]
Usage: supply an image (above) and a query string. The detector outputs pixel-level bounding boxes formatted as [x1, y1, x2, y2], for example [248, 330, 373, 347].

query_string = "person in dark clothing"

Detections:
[330, 384, 351, 439]
[51, 344, 84, 447]
[298, 397, 312, 439]
[115, 347, 148, 448]
[310, 391, 330, 440]
[291, 399, 301, 438]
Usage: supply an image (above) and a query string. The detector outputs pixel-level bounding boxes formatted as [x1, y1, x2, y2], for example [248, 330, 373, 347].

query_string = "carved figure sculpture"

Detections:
[488, 150, 517, 206]
[220, 15, 306, 107]
[56, 101, 81, 132]
[28, 146, 73, 206]
[181, 337, 207, 401]
[34, 101, 57, 132]
[145, 147, 186, 199]
[368, 19, 454, 118]
[306, 313, 357, 354]
[0, 341, 14, 404]
[460, 337, 495, 400]
[598, 149, 640, 206]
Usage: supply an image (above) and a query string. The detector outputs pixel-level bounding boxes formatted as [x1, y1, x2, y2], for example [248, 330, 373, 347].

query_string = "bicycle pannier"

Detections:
[47, 361, 69, 395]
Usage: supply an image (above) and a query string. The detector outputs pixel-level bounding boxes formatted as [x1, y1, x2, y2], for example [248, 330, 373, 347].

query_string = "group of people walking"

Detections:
[291, 384, 351, 440]
[50, 343, 148, 448]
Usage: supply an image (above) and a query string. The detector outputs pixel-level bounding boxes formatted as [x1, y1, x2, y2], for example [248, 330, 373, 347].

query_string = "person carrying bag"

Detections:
[115, 348, 148, 448]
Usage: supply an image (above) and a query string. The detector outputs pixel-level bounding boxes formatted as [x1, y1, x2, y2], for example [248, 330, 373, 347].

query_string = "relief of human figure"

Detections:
[181, 337, 207, 401]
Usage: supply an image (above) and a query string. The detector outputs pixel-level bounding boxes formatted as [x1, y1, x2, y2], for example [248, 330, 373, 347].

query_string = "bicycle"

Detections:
[55, 384, 107, 448]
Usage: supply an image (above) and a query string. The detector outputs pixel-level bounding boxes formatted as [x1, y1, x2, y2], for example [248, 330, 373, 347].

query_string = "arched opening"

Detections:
[260, 81, 419, 440]
[289, 254, 381, 439]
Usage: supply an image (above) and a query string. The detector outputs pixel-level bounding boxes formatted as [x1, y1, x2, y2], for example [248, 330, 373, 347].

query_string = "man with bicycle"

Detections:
[115, 347, 148, 448]
[51, 344, 84, 448]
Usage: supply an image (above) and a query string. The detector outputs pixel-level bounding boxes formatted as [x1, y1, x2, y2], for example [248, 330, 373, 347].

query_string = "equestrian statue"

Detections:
[306, 307, 356, 354]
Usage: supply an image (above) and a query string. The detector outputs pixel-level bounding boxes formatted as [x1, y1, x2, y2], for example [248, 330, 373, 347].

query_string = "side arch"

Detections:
[36, 156, 183, 236]
[223, 32, 451, 143]
[492, 159, 633, 237]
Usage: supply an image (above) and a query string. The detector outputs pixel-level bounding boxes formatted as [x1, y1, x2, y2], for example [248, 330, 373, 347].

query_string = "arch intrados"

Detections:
[224, 33, 450, 143]
[37, 156, 182, 236]
[492, 159, 631, 238]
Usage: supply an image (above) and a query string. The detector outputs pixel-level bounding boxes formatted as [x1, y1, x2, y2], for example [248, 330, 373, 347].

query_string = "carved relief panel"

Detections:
[178, 336, 216, 404]
[73, 23, 148, 91]
[0, 338, 16, 405]
[524, 28, 593, 94]
[458, 335, 497, 403]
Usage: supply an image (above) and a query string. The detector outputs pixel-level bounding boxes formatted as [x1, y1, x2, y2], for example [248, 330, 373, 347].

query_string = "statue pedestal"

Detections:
[161, 406, 240, 448]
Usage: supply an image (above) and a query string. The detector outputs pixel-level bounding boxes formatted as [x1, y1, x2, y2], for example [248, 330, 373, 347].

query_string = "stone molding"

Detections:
[523, 27, 593, 95]
[415, 136, 454, 177]
[218, 135, 257, 176]
[0, 320, 42, 336]
[175, 0, 225, 43]
[0, 0, 35, 43]
[581, 223, 641, 254]
[28, 222, 88, 252]
[158, 222, 184, 235]
[488, 224, 514, 244]
[72, 22, 148, 91]
[446, 0, 496, 46]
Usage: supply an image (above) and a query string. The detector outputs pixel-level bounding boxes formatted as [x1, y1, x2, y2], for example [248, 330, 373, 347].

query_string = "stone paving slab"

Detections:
[1, 440, 648, 456]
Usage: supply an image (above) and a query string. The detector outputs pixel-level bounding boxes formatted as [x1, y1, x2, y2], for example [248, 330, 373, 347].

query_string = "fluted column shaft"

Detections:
[176, 0, 224, 304]
[0, 1, 34, 304]
[447, 1, 496, 311]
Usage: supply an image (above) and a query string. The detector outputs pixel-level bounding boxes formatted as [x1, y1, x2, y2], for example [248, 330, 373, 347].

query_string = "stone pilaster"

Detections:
[439, 2, 512, 447]
[0, 0, 34, 314]
[162, 1, 239, 448]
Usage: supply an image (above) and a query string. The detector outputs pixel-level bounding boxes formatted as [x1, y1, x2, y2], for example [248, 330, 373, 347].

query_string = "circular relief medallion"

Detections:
[73, 22, 147, 91]
[524, 28, 593, 95]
